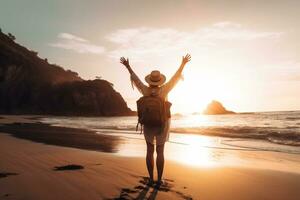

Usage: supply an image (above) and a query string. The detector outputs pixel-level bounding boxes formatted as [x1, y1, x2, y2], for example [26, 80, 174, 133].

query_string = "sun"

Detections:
[167, 64, 237, 114]
[167, 72, 216, 114]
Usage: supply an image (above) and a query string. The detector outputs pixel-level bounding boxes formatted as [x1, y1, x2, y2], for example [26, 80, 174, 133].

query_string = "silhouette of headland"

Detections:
[0, 30, 134, 116]
[203, 100, 235, 115]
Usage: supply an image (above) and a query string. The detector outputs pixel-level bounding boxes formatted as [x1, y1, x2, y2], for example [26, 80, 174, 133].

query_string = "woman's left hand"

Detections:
[181, 54, 191, 65]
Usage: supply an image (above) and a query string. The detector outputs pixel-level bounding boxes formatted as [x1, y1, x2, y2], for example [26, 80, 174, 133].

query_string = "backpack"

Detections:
[136, 93, 172, 134]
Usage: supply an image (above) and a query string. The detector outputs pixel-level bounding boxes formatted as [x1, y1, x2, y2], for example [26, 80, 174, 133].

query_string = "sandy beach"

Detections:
[1, 115, 300, 200]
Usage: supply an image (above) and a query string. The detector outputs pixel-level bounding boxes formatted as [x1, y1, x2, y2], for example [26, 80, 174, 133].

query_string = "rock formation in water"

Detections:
[0, 30, 133, 116]
[203, 100, 235, 115]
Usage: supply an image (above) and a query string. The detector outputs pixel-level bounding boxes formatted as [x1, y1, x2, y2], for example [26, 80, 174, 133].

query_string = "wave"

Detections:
[170, 126, 300, 146]
[90, 125, 300, 146]
[285, 117, 300, 120]
[237, 112, 256, 115]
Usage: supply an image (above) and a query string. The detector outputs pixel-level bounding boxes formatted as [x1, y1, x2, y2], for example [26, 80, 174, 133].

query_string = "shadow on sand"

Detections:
[107, 176, 192, 200]
[53, 164, 84, 171]
[0, 172, 18, 179]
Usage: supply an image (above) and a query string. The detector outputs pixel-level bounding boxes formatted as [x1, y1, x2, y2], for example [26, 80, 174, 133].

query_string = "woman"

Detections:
[120, 54, 191, 187]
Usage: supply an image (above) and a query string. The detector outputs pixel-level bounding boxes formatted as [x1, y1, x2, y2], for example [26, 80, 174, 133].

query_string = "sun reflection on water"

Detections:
[171, 135, 216, 167]
[114, 132, 221, 168]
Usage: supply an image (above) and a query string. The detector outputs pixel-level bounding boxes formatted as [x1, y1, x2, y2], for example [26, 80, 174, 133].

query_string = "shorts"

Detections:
[143, 119, 170, 145]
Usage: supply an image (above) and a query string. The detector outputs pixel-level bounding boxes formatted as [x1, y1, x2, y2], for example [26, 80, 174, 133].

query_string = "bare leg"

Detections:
[156, 144, 165, 182]
[146, 142, 154, 181]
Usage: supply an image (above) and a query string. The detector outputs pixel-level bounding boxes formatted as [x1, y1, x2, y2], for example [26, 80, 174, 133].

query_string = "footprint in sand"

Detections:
[107, 176, 193, 200]
[0, 172, 18, 178]
[53, 164, 84, 171]
[94, 163, 102, 166]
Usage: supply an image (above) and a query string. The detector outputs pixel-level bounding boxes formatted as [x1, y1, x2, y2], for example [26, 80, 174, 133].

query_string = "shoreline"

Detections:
[1, 115, 300, 172]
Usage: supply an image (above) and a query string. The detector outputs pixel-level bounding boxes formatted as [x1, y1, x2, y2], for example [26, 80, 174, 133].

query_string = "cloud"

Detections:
[49, 33, 105, 54]
[58, 33, 87, 42]
[212, 21, 242, 28]
[203, 22, 283, 40]
[106, 22, 283, 59]
[278, 62, 300, 81]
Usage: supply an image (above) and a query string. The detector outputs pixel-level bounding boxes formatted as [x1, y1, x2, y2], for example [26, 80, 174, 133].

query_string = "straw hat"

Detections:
[145, 70, 166, 86]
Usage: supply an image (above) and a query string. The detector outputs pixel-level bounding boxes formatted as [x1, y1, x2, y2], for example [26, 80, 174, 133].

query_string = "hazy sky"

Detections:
[1, 0, 300, 113]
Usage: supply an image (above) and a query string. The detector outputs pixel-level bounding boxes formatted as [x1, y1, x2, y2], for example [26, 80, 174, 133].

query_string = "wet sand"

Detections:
[1, 115, 300, 200]
[0, 122, 120, 153]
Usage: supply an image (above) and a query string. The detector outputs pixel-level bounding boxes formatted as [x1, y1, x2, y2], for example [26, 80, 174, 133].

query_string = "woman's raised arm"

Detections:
[120, 57, 147, 94]
[163, 54, 191, 94]
[120, 57, 134, 74]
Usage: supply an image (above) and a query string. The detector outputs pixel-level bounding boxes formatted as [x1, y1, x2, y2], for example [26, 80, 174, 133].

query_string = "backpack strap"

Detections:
[150, 87, 161, 97]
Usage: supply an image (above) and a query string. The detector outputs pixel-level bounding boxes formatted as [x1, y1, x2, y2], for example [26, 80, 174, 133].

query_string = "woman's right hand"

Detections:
[120, 57, 130, 67]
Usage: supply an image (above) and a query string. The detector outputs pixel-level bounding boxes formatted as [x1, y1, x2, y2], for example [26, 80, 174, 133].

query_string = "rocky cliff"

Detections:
[0, 31, 133, 116]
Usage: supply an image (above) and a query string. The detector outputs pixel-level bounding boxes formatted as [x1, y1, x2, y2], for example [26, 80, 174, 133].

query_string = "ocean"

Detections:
[41, 111, 300, 147]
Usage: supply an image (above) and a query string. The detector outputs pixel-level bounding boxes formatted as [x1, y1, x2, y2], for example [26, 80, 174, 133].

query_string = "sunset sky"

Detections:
[1, 0, 300, 113]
